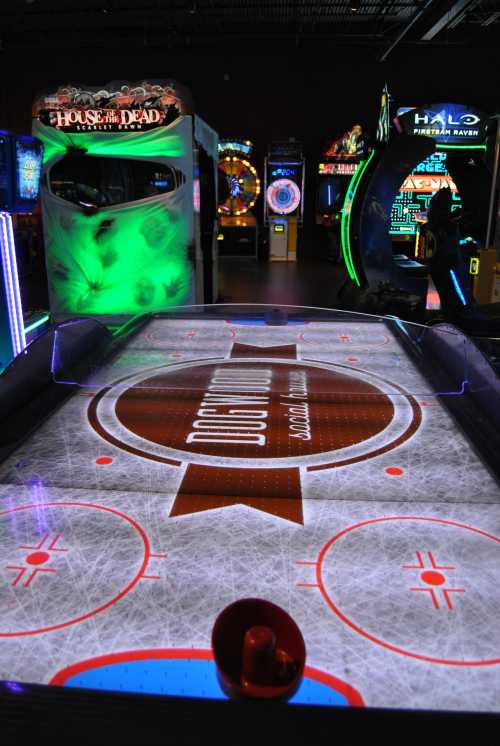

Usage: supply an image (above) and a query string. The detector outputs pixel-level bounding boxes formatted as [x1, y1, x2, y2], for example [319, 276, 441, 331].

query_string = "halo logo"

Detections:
[414, 111, 480, 127]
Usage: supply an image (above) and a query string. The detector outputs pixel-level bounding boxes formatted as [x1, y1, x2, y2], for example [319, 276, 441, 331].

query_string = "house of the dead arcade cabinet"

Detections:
[217, 139, 261, 257]
[264, 141, 304, 261]
[0, 132, 44, 372]
[343, 98, 497, 320]
[317, 125, 366, 262]
[32, 80, 219, 321]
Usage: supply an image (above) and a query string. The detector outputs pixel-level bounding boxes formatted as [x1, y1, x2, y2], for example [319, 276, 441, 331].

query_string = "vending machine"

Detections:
[264, 141, 304, 261]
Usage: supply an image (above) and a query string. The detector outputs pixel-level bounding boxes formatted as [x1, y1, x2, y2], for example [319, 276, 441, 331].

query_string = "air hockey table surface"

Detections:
[1, 304, 500, 728]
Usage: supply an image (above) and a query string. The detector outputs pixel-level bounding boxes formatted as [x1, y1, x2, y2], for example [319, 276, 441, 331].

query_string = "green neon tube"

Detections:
[340, 148, 376, 287]
[24, 314, 50, 334]
[436, 143, 486, 151]
[340, 166, 364, 282]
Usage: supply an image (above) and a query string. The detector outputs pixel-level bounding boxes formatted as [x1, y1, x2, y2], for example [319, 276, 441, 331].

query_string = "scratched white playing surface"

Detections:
[0, 318, 499, 713]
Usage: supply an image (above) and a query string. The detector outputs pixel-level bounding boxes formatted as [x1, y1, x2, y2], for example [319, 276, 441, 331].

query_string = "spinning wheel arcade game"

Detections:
[32, 80, 219, 319]
[343, 98, 497, 319]
[217, 139, 261, 257]
[0, 133, 44, 371]
[264, 141, 305, 261]
[317, 125, 366, 263]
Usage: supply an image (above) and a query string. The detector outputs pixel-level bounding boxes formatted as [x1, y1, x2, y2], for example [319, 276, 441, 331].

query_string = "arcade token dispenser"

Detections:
[264, 141, 304, 261]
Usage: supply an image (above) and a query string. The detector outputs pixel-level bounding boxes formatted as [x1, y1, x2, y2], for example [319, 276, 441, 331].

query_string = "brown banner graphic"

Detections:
[170, 342, 304, 523]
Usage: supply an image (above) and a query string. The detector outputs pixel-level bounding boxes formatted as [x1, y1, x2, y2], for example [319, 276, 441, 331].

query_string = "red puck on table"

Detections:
[212, 598, 306, 700]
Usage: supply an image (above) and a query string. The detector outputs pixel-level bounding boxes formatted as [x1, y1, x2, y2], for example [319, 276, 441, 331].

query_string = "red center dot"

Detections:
[26, 551, 50, 566]
[385, 466, 405, 476]
[421, 570, 446, 586]
[96, 457, 113, 465]
[347, 356, 359, 363]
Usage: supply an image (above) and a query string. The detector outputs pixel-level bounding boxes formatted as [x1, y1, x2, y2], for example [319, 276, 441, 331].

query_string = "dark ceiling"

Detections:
[1, 0, 499, 60]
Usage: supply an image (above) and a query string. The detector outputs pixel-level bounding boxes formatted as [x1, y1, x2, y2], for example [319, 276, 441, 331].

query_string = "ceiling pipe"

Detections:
[378, 0, 435, 62]
[421, 0, 476, 38]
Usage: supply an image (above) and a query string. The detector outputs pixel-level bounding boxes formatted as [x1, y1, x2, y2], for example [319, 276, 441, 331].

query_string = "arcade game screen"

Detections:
[15, 138, 43, 205]
[390, 152, 462, 237]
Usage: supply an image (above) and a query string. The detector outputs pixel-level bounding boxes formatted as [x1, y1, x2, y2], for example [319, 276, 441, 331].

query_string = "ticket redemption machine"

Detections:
[0, 132, 44, 371]
[217, 139, 261, 257]
[264, 142, 304, 261]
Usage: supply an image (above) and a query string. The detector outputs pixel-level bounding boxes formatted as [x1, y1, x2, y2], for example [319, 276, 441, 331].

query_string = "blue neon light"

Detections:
[449, 269, 467, 306]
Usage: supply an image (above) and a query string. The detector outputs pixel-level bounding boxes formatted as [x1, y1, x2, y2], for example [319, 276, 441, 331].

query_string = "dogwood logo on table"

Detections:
[186, 367, 311, 447]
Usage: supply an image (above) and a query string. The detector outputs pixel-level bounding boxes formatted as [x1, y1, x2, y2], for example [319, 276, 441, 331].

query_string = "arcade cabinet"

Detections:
[32, 80, 219, 321]
[264, 141, 304, 261]
[217, 139, 261, 258]
[343, 99, 499, 322]
[317, 124, 366, 263]
[0, 132, 44, 372]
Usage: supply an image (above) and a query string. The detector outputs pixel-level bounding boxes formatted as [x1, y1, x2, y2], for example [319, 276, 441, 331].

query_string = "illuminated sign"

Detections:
[219, 140, 253, 157]
[397, 103, 487, 145]
[50, 108, 165, 132]
[33, 81, 186, 132]
[324, 125, 365, 159]
[273, 224, 285, 233]
[319, 163, 358, 176]
[400, 175, 457, 193]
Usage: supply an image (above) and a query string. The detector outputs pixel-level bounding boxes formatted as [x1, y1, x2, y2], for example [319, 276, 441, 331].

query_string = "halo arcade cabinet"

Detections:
[264, 141, 304, 261]
[217, 139, 261, 258]
[0, 132, 44, 372]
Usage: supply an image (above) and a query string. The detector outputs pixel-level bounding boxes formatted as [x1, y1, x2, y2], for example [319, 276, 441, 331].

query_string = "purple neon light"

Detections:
[0, 211, 26, 356]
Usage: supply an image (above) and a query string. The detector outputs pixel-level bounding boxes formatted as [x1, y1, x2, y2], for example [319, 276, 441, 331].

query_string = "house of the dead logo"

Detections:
[33, 81, 185, 132]
[49, 108, 166, 132]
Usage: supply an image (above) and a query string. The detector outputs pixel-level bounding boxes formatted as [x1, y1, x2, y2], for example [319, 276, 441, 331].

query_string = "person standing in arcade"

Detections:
[426, 187, 472, 317]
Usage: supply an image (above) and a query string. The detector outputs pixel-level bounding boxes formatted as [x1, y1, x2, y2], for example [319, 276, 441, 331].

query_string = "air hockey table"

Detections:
[1, 304, 500, 742]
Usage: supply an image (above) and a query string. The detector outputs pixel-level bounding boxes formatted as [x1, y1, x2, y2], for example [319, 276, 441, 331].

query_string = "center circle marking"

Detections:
[317, 516, 500, 666]
[88, 359, 421, 470]
[0, 502, 150, 637]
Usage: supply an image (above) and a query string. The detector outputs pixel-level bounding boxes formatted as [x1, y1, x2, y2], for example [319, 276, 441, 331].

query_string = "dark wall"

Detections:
[1, 43, 499, 259]
[2, 45, 499, 139]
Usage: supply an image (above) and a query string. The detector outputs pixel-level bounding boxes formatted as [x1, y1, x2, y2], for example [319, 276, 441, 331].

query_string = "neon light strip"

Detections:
[449, 269, 467, 306]
[24, 314, 50, 334]
[0, 212, 26, 356]
[340, 149, 375, 287]
[436, 144, 486, 151]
